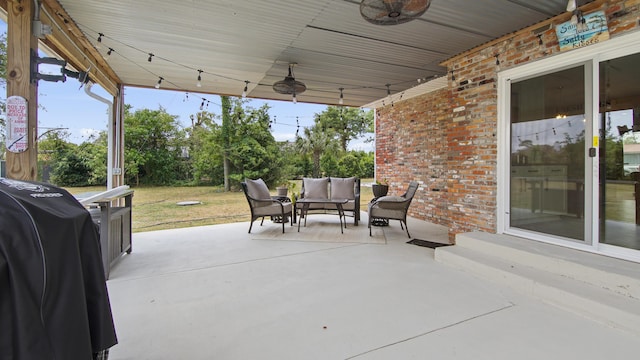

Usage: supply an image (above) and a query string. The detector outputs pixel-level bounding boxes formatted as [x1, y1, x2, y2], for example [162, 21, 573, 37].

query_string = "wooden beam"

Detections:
[6, 0, 38, 180]
[39, 0, 121, 96]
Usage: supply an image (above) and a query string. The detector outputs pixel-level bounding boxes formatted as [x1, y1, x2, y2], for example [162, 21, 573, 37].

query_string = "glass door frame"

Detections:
[497, 31, 640, 262]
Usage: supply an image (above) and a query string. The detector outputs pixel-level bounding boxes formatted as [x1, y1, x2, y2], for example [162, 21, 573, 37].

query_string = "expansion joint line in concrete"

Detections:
[345, 302, 516, 359]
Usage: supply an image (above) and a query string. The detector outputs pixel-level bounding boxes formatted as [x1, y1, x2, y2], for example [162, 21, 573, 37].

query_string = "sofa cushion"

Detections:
[303, 177, 329, 199]
[245, 178, 271, 207]
[330, 177, 355, 200]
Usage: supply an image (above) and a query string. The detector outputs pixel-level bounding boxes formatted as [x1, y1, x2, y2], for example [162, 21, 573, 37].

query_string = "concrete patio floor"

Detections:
[105, 214, 638, 359]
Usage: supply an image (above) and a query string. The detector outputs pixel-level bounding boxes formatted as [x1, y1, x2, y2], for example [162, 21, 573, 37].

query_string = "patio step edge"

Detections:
[434, 245, 640, 337]
[452, 232, 640, 299]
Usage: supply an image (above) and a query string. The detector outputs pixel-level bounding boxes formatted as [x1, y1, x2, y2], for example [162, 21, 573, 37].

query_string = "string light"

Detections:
[537, 34, 543, 45]
[82, 25, 441, 109]
[450, 70, 456, 81]
[196, 70, 203, 87]
[495, 55, 500, 66]
[242, 80, 249, 98]
[292, 91, 297, 104]
[96, 33, 103, 48]
[200, 98, 205, 110]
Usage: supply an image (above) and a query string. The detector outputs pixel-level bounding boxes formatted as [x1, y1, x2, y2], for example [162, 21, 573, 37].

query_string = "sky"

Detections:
[1, 21, 373, 151]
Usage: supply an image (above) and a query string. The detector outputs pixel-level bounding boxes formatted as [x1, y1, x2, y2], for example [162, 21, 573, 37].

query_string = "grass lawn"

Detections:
[66, 179, 374, 232]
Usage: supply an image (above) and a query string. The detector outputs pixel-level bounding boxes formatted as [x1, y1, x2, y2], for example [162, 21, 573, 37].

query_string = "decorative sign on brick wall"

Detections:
[555, 10, 609, 52]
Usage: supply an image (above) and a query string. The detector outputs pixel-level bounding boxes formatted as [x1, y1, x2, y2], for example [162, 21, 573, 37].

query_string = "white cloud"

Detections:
[273, 132, 297, 142]
[78, 128, 101, 141]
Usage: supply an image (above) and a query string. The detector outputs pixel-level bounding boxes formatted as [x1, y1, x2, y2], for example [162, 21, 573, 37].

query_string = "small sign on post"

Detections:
[6, 96, 29, 153]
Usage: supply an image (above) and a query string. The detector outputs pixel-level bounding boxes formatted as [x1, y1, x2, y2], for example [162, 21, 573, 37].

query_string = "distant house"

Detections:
[623, 143, 640, 175]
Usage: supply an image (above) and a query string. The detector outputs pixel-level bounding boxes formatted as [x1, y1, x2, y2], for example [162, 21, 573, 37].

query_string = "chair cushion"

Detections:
[253, 202, 292, 216]
[330, 177, 355, 200]
[245, 178, 271, 207]
[376, 195, 406, 209]
[303, 177, 329, 199]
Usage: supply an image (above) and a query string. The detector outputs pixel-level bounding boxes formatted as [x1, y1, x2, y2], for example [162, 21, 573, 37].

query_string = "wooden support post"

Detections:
[6, 0, 38, 180]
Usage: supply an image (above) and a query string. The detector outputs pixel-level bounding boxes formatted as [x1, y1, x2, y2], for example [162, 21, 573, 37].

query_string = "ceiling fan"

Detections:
[360, 0, 431, 25]
[272, 63, 306, 95]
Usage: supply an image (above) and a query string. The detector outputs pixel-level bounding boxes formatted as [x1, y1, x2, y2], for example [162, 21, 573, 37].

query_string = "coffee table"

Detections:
[296, 198, 349, 233]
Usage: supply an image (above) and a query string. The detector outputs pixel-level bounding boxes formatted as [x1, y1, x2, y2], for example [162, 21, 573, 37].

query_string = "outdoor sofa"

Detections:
[297, 177, 361, 225]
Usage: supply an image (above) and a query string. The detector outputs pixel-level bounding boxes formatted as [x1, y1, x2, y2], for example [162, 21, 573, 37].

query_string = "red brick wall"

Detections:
[376, 87, 452, 225]
[375, 0, 639, 241]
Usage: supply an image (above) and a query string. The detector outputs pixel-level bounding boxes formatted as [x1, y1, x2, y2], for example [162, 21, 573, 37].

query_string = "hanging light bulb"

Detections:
[155, 76, 163, 89]
[339, 87, 344, 105]
[292, 92, 297, 104]
[196, 70, 203, 87]
[242, 80, 249, 98]
[577, 13, 587, 31]
[566, 0, 576, 12]
[96, 33, 104, 49]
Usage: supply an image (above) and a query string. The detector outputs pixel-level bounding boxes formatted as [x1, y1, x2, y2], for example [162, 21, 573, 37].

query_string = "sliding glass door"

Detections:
[503, 44, 640, 258]
[509, 66, 587, 242]
[598, 53, 640, 251]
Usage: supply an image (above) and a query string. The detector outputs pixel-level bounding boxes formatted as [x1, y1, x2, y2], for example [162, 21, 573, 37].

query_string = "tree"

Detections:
[186, 99, 282, 188]
[37, 130, 108, 186]
[296, 124, 341, 177]
[80, 131, 108, 185]
[225, 99, 282, 187]
[314, 106, 374, 151]
[123, 106, 186, 185]
[337, 153, 362, 178]
[221, 96, 232, 191]
[186, 111, 223, 184]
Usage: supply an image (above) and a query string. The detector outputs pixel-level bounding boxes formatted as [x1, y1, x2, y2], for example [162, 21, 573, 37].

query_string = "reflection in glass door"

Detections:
[599, 54, 640, 251]
[509, 66, 586, 241]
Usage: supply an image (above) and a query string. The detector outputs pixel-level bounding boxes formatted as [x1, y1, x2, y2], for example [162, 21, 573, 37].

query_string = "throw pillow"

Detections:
[303, 177, 329, 199]
[330, 177, 355, 200]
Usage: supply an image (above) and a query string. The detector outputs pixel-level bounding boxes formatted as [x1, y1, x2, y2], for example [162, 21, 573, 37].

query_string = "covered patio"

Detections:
[105, 214, 639, 359]
[3, 1, 640, 357]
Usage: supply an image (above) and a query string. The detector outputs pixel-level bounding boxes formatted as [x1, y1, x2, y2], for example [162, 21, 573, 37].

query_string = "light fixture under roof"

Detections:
[273, 63, 306, 95]
[360, 0, 431, 25]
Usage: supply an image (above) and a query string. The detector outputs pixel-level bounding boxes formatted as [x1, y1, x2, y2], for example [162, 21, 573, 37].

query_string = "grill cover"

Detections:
[0, 178, 117, 360]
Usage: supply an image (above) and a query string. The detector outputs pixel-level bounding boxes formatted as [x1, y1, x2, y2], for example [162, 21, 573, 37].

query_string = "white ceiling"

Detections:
[47, 0, 592, 107]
